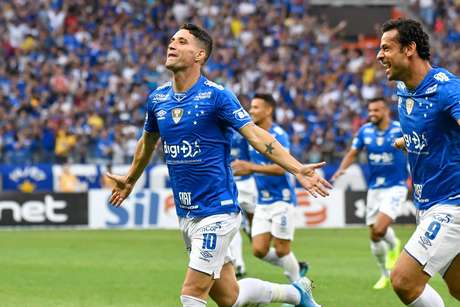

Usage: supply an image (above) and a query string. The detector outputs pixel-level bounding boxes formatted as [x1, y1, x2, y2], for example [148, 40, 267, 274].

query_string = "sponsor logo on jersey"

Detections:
[406, 98, 414, 115]
[403, 131, 428, 154]
[233, 107, 250, 121]
[150, 93, 169, 102]
[434, 72, 449, 82]
[172, 108, 184, 124]
[425, 84, 437, 94]
[163, 139, 201, 159]
[368, 152, 394, 164]
[194, 91, 212, 100]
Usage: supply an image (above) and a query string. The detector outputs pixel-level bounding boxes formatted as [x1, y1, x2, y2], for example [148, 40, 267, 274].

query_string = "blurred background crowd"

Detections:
[1, 0, 459, 165]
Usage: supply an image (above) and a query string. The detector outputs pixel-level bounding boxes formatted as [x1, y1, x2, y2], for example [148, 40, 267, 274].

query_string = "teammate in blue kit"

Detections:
[106, 24, 331, 307]
[332, 97, 408, 290]
[228, 130, 257, 278]
[377, 18, 460, 306]
[232, 93, 309, 283]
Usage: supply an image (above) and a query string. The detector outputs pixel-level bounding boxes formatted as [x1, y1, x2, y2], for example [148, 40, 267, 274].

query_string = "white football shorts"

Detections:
[404, 204, 460, 277]
[252, 201, 296, 240]
[366, 185, 408, 225]
[236, 177, 257, 214]
[180, 213, 241, 279]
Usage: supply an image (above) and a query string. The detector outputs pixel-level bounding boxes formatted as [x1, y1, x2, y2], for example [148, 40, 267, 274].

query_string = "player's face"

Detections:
[250, 98, 272, 125]
[165, 29, 204, 72]
[376, 29, 410, 81]
[368, 101, 388, 125]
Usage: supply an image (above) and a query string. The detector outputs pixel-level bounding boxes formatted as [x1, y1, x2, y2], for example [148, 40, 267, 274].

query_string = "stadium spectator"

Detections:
[58, 164, 81, 192]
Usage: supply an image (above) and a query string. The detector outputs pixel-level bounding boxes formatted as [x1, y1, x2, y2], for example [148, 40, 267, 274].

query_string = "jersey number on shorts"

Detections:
[425, 221, 441, 240]
[202, 233, 217, 250]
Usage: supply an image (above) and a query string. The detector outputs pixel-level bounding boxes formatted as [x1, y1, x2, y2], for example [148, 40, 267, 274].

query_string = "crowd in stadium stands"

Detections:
[1, 0, 459, 165]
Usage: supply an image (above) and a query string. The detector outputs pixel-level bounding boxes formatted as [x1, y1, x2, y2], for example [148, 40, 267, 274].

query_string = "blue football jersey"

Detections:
[230, 130, 251, 181]
[396, 67, 460, 210]
[249, 124, 296, 205]
[352, 121, 408, 189]
[144, 75, 252, 217]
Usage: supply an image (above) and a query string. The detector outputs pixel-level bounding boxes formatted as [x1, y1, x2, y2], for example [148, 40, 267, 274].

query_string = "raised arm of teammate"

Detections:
[331, 147, 360, 182]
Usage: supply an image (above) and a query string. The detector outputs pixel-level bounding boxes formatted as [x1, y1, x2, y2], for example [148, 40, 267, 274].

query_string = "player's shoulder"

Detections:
[429, 68, 460, 89]
[202, 77, 237, 101]
[202, 78, 225, 91]
[146, 82, 172, 106]
[360, 122, 375, 133]
[427, 68, 460, 101]
[271, 123, 288, 137]
[389, 121, 402, 133]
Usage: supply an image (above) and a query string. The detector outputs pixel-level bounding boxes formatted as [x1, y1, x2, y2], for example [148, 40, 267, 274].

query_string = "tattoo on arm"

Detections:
[264, 141, 276, 155]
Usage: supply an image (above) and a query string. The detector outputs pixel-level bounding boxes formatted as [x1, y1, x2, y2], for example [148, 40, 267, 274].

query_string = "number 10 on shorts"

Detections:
[202, 233, 217, 250]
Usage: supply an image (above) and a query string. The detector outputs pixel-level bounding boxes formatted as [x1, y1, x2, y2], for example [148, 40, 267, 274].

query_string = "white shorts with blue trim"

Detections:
[236, 177, 257, 214]
[180, 213, 241, 279]
[404, 204, 460, 277]
[252, 201, 296, 240]
[366, 186, 407, 225]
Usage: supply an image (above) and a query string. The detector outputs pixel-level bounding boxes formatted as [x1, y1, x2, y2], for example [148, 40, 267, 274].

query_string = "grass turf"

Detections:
[0, 226, 457, 307]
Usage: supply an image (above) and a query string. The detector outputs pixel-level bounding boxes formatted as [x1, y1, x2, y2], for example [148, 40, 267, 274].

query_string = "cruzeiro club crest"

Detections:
[172, 108, 184, 124]
[406, 98, 414, 115]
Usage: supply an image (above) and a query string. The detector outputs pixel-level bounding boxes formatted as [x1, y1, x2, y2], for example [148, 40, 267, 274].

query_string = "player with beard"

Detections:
[332, 97, 408, 290]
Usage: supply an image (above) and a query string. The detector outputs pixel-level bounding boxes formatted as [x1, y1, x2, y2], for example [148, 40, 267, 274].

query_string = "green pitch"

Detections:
[0, 227, 457, 307]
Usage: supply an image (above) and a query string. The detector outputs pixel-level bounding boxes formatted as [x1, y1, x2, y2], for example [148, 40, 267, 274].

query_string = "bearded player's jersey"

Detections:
[352, 121, 408, 189]
[396, 67, 460, 210]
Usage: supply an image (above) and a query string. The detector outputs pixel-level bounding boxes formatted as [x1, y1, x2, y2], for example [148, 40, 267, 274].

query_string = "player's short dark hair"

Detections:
[253, 93, 277, 111]
[381, 18, 430, 61]
[253, 93, 277, 119]
[180, 23, 213, 63]
[368, 97, 388, 108]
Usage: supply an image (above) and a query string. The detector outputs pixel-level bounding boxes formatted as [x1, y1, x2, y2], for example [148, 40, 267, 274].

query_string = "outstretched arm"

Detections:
[239, 123, 332, 197]
[331, 148, 359, 182]
[107, 131, 160, 206]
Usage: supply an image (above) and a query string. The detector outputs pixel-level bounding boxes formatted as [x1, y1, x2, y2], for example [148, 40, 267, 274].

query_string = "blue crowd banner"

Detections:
[1, 164, 54, 192]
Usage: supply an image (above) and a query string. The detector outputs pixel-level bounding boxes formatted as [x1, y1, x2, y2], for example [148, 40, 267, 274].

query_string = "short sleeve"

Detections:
[216, 89, 252, 130]
[351, 127, 364, 150]
[442, 81, 460, 121]
[143, 93, 159, 133]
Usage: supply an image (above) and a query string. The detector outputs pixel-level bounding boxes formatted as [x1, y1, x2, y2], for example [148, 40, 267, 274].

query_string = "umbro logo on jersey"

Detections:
[172, 108, 184, 124]
[156, 110, 167, 120]
[406, 98, 414, 115]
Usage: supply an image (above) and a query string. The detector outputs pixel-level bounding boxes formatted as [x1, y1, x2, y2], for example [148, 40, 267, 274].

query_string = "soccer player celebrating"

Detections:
[107, 24, 330, 307]
[332, 97, 408, 290]
[232, 93, 309, 283]
[377, 18, 460, 306]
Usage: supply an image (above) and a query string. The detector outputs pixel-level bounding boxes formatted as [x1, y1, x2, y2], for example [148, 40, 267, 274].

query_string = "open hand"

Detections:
[106, 173, 134, 207]
[296, 162, 333, 198]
